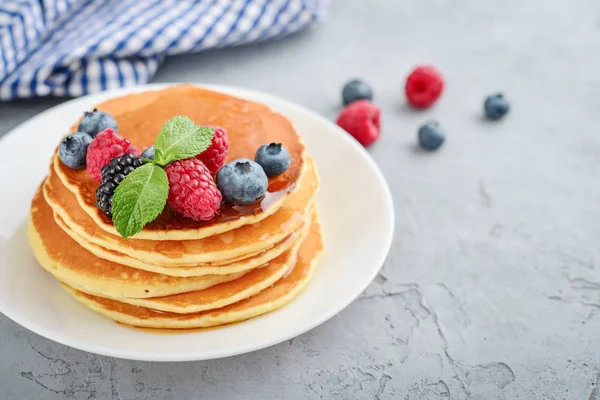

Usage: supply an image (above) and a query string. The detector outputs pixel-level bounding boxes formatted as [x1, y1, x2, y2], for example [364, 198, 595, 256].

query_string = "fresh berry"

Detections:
[336, 100, 381, 146]
[96, 154, 144, 218]
[78, 108, 118, 137]
[165, 158, 222, 221]
[255, 143, 291, 177]
[86, 128, 140, 182]
[405, 66, 444, 109]
[342, 79, 373, 105]
[141, 145, 155, 160]
[195, 126, 229, 174]
[216, 159, 268, 204]
[59, 132, 93, 169]
[484, 93, 510, 120]
[418, 121, 445, 151]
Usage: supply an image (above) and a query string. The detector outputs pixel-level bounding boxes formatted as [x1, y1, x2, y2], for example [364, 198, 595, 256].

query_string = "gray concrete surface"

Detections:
[2, 0, 600, 398]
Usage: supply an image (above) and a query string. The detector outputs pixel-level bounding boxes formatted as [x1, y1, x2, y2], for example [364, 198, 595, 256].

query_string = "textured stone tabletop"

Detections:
[1, 0, 600, 399]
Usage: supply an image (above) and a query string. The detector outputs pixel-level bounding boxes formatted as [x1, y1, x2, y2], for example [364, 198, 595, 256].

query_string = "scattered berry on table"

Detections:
[86, 128, 140, 182]
[216, 158, 268, 204]
[418, 121, 445, 151]
[342, 79, 373, 105]
[336, 100, 381, 146]
[141, 145, 155, 160]
[255, 143, 291, 177]
[96, 154, 144, 218]
[59, 132, 92, 170]
[78, 108, 118, 137]
[484, 93, 510, 120]
[165, 158, 222, 221]
[195, 126, 229, 174]
[405, 66, 444, 109]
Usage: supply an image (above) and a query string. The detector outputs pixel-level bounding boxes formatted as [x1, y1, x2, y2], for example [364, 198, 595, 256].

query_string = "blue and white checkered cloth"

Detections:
[0, 0, 326, 100]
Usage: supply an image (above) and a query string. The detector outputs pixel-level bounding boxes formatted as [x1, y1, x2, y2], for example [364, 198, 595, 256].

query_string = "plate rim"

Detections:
[0, 83, 395, 361]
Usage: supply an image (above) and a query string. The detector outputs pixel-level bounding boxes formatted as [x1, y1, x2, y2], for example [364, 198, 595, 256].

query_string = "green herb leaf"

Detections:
[154, 116, 214, 165]
[112, 163, 169, 238]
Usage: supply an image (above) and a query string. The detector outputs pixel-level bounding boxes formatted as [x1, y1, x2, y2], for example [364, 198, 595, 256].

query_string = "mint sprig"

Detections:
[154, 116, 214, 165]
[111, 116, 216, 238]
[112, 163, 169, 238]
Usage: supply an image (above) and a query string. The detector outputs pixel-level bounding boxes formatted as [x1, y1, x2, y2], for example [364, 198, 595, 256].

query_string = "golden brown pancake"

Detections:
[29, 186, 245, 298]
[44, 158, 318, 266]
[54, 85, 307, 240]
[28, 85, 324, 331]
[63, 217, 323, 329]
[75, 215, 311, 314]
[54, 212, 311, 277]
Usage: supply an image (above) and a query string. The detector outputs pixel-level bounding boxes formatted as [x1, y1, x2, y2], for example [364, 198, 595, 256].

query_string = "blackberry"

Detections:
[95, 154, 144, 218]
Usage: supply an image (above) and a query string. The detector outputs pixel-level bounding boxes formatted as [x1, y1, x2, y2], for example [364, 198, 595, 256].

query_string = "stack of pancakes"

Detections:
[28, 86, 323, 329]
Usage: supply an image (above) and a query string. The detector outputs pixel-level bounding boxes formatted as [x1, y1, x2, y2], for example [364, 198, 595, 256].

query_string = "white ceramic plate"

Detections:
[0, 84, 394, 361]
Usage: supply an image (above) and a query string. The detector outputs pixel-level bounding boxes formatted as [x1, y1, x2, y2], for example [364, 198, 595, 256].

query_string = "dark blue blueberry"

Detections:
[418, 121, 445, 151]
[484, 93, 510, 120]
[78, 108, 118, 137]
[59, 132, 93, 169]
[141, 145, 155, 160]
[342, 79, 373, 105]
[216, 158, 268, 204]
[255, 143, 291, 177]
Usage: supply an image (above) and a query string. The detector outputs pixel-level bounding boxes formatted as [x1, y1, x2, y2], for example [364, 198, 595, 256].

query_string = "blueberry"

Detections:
[78, 108, 118, 137]
[59, 132, 93, 169]
[342, 79, 373, 105]
[255, 143, 291, 177]
[141, 145, 155, 160]
[484, 93, 510, 120]
[216, 158, 268, 204]
[418, 121, 445, 151]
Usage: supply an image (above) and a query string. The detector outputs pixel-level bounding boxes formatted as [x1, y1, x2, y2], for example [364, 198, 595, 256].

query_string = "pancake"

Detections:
[76, 214, 311, 314]
[44, 158, 319, 266]
[29, 187, 244, 298]
[54, 210, 312, 276]
[54, 85, 307, 240]
[62, 217, 323, 329]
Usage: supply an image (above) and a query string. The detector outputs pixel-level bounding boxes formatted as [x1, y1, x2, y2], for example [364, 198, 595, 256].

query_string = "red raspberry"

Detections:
[86, 128, 140, 182]
[336, 100, 381, 146]
[405, 65, 444, 109]
[195, 126, 229, 174]
[165, 158, 222, 221]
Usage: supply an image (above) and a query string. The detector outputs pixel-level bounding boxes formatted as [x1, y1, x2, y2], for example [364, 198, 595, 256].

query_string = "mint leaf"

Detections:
[154, 116, 214, 165]
[112, 163, 169, 238]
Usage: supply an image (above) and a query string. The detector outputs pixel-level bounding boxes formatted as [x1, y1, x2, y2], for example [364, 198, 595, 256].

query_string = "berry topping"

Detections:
[86, 128, 140, 182]
[195, 126, 229, 174]
[96, 154, 144, 218]
[336, 100, 381, 146]
[78, 108, 118, 137]
[405, 66, 444, 109]
[141, 145, 155, 160]
[216, 158, 268, 204]
[418, 121, 445, 151]
[484, 93, 510, 120]
[165, 158, 222, 221]
[59, 132, 92, 170]
[342, 79, 373, 105]
[255, 143, 291, 177]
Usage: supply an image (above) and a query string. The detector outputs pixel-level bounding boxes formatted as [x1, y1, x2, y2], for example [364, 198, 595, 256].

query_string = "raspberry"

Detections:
[165, 158, 222, 221]
[96, 154, 145, 218]
[86, 128, 140, 182]
[195, 126, 229, 173]
[336, 100, 381, 146]
[405, 65, 444, 109]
